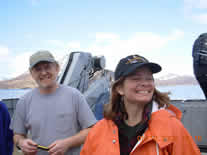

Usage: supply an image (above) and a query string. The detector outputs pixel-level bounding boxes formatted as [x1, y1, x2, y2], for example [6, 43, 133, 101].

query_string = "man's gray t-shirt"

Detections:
[11, 85, 97, 155]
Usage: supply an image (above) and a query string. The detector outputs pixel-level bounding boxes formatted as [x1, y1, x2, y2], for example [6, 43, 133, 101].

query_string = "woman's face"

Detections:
[117, 66, 155, 105]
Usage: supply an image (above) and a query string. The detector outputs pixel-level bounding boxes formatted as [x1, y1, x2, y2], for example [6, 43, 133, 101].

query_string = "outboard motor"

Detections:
[193, 33, 207, 99]
[57, 51, 112, 113]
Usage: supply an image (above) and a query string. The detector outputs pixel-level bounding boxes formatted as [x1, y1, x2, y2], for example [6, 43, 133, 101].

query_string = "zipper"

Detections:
[156, 143, 159, 155]
[130, 134, 145, 154]
[130, 134, 160, 155]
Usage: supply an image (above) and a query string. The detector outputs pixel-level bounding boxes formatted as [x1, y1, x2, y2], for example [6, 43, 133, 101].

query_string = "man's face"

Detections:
[30, 61, 59, 89]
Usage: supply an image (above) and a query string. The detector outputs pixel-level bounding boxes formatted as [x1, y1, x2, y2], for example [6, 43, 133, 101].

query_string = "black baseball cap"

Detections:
[114, 54, 161, 81]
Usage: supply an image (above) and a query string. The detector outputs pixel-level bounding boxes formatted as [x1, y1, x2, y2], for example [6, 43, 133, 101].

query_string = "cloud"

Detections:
[9, 51, 33, 77]
[25, 34, 34, 40]
[46, 40, 81, 50]
[95, 33, 120, 42]
[47, 40, 66, 48]
[197, 0, 207, 9]
[192, 13, 207, 24]
[43, 33, 176, 74]
[31, 0, 40, 6]
[2, 48, 68, 78]
[67, 41, 81, 50]
[184, 0, 207, 9]
[0, 46, 9, 57]
[168, 29, 184, 41]
[86, 30, 185, 74]
[45, 40, 81, 61]
[184, 0, 207, 24]
[0, 46, 17, 78]
[3, 30, 189, 79]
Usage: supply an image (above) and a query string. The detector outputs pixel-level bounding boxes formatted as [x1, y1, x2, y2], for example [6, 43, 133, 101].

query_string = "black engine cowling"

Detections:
[193, 33, 207, 99]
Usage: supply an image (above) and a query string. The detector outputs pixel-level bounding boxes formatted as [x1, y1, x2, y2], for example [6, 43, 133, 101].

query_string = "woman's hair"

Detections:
[103, 78, 170, 120]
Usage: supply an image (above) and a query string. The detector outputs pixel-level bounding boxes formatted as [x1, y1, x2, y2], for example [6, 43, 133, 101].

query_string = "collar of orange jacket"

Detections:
[143, 103, 182, 148]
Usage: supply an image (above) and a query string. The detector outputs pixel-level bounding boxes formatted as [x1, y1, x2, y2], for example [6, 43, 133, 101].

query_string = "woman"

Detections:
[81, 54, 200, 155]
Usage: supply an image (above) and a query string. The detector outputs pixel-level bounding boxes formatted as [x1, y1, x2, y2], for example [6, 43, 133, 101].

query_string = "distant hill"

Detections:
[155, 73, 198, 86]
[0, 72, 198, 89]
[0, 72, 37, 89]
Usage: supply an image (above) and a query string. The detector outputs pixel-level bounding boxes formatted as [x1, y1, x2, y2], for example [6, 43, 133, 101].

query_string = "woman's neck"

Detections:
[124, 101, 146, 126]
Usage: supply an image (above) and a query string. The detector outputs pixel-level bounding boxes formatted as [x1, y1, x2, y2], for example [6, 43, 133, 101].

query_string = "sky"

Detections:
[1, 0, 207, 79]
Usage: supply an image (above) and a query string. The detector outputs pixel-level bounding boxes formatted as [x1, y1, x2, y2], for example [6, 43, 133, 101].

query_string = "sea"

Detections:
[0, 85, 205, 101]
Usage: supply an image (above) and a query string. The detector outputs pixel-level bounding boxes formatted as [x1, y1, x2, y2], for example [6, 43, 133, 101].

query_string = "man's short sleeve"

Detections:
[11, 97, 27, 135]
[75, 92, 97, 129]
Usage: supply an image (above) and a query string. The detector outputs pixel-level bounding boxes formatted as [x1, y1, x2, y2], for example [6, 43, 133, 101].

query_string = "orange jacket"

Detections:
[81, 103, 200, 155]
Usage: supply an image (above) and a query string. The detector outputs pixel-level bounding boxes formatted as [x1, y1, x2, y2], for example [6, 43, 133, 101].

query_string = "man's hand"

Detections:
[48, 139, 69, 155]
[47, 128, 91, 155]
[19, 138, 38, 155]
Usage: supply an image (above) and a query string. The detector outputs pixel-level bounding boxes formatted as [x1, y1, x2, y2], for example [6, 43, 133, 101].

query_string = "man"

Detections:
[193, 33, 207, 99]
[11, 50, 97, 155]
[0, 101, 13, 155]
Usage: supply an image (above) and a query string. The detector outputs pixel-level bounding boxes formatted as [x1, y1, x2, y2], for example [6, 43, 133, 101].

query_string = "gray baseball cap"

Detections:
[29, 50, 56, 69]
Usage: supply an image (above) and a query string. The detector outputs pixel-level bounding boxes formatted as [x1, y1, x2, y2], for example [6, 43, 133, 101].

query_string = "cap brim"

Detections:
[30, 58, 56, 69]
[122, 62, 162, 77]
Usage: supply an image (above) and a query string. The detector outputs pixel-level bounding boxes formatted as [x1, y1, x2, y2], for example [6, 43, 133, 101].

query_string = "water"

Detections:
[157, 85, 205, 100]
[0, 88, 31, 101]
[0, 85, 205, 101]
